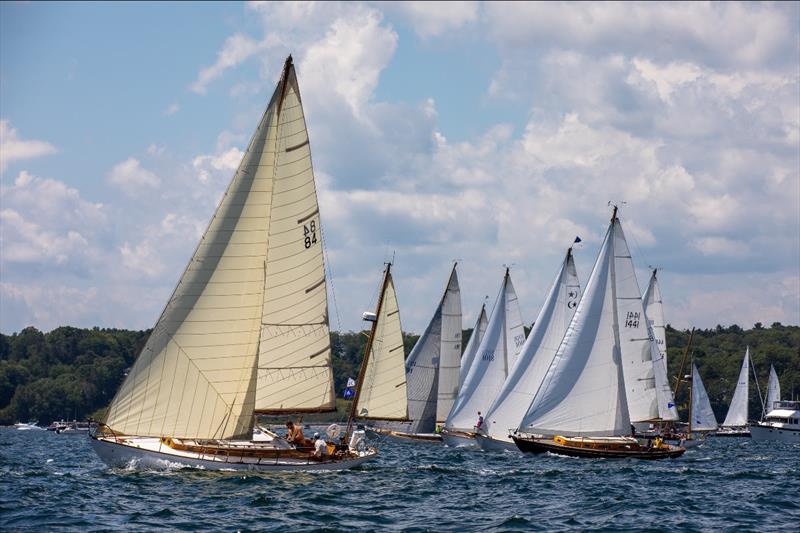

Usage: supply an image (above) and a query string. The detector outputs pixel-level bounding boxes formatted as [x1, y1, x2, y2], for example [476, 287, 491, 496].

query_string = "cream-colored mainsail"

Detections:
[355, 265, 409, 421]
[104, 57, 334, 440]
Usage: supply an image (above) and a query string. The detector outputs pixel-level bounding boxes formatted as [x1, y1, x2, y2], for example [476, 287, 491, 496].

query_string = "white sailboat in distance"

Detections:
[717, 347, 752, 437]
[91, 56, 377, 471]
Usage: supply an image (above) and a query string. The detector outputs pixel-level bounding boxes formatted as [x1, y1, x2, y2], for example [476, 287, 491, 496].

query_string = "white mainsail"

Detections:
[355, 267, 409, 421]
[404, 265, 462, 433]
[459, 304, 488, 390]
[446, 269, 524, 432]
[437, 266, 463, 423]
[691, 364, 718, 431]
[105, 57, 334, 440]
[765, 364, 781, 414]
[722, 347, 750, 427]
[643, 270, 668, 374]
[519, 214, 632, 437]
[483, 248, 580, 441]
[613, 224, 663, 423]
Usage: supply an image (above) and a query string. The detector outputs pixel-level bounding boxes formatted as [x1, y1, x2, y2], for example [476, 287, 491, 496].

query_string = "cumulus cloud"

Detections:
[0, 120, 57, 172]
[107, 157, 161, 195]
[190, 33, 274, 94]
[164, 103, 180, 116]
[387, 1, 479, 38]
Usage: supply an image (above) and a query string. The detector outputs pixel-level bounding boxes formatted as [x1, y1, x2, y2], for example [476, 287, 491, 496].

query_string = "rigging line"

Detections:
[320, 224, 343, 333]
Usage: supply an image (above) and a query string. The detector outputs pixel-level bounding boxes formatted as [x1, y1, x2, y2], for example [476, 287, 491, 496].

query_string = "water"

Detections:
[1, 429, 797, 532]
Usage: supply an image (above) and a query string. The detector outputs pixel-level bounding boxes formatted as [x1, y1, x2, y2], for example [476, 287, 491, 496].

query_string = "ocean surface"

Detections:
[1, 428, 798, 532]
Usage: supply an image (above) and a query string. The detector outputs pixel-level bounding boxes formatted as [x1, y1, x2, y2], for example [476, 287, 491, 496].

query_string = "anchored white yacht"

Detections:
[750, 401, 800, 442]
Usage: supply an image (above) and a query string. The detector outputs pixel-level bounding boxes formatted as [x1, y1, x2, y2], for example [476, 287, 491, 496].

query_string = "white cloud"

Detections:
[192, 147, 243, 184]
[107, 157, 161, 194]
[190, 33, 273, 94]
[164, 103, 180, 116]
[146, 143, 165, 156]
[0, 120, 57, 172]
[690, 237, 749, 257]
[388, 1, 479, 37]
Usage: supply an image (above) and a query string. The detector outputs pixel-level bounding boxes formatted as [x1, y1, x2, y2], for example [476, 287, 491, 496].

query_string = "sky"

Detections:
[1, 1, 798, 335]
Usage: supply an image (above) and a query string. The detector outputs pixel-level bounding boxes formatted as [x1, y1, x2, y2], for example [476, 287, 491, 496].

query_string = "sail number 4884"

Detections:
[303, 220, 318, 249]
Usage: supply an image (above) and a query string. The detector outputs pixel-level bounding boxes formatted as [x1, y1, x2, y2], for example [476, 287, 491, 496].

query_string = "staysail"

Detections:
[722, 347, 750, 427]
[445, 269, 524, 432]
[404, 265, 462, 433]
[105, 57, 333, 440]
[483, 247, 580, 441]
[691, 364, 718, 431]
[519, 213, 632, 437]
[765, 364, 781, 414]
[354, 265, 409, 421]
[459, 304, 488, 390]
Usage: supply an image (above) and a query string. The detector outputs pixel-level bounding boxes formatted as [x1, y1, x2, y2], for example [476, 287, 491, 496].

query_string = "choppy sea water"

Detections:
[1, 429, 798, 532]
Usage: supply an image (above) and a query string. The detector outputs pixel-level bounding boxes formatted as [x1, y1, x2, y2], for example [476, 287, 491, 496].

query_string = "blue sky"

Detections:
[1, 1, 798, 334]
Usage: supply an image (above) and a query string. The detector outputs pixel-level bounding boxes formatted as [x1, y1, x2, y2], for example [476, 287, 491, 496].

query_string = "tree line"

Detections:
[0, 323, 797, 426]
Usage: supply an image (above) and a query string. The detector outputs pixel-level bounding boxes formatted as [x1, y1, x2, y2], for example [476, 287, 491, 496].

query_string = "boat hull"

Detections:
[90, 436, 376, 472]
[367, 427, 442, 443]
[512, 436, 685, 460]
[474, 433, 518, 452]
[441, 429, 478, 448]
[750, 424, 800, 442]
[714, 428, 751, 438]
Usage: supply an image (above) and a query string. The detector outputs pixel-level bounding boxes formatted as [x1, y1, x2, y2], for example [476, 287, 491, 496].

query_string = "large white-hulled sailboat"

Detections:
[373, 264, 462, 443]
[512, 208, 685, 459]
[476, 246, 580, 451]
[91, 56, 377, 471]
[443, 269, 525, 448]
[717, 347, 752, 437]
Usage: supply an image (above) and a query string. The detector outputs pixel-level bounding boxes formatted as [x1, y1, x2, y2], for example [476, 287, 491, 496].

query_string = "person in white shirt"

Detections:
[312, 432, 329, 458]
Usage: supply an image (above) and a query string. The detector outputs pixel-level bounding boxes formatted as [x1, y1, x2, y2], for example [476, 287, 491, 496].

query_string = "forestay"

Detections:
[519, 216, 631, 437]
[105, 58, 333, 440]
[691, 364, 718, 431]
[356, 270, 409, 421]
[446, 270, 524, 432]
[483, 248, 580, 441]
[722, 347, 750, 427]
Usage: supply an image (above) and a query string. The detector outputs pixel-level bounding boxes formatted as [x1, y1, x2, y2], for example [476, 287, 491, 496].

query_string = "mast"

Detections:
[608, 206, 630, 435]
[673, 328, 694, 401]
[688, 356, 694, 435]
[345, 263, 391, 439]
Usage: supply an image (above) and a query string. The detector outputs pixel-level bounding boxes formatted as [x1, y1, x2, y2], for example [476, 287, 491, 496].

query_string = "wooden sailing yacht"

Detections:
[476, 245, 580, 451]
[512, 208, 685, 459]
[90, 56, 378, 471]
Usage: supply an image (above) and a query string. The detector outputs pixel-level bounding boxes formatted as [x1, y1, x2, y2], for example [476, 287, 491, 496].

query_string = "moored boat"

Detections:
[751, 401, 799, 442]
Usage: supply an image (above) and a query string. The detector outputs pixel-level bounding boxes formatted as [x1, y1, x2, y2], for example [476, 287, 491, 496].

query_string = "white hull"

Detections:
[441, 430, 477, 448]
[474, 433, 518, 452]
[750, 424, 800, 442]
[91, 437, 376, 472]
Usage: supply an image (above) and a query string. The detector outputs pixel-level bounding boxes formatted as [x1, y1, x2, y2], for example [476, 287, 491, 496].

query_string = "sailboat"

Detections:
[717, 347, 752, 437]
[674, 363, 718, 448]
[512, 208, 685, 459]
[443, 268, 525, 448]
[372, 264, 462, 443]
[91, 56, 378, 471]
[351, 262, 410, 433]
[475, 246, 580, 451]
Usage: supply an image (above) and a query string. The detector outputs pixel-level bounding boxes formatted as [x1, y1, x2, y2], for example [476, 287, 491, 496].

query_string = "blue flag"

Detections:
[343, 377, 356, 399]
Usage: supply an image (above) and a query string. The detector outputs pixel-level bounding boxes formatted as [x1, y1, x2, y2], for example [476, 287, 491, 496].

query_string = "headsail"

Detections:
[404, 265, 461, 433]
[722, 347, 750, 427]
[105, 57, 330, 440]
[458, 304, 488, 390]
[765, 364, 781, 414]
[355, 266, 409, 421]
[643, 270, 668, 375]
[691, 364, 718, 431]
[519, 214, 631, 437]
[445, 269, 524, 432]
[483, 248, 580, 440]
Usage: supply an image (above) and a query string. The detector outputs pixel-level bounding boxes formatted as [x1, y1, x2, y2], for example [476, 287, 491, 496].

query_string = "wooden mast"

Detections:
[688, 355, 694, 435]
[345, 263, 392, 441]
[673, 328, 694, 401]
